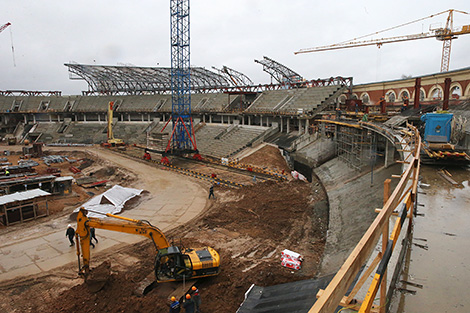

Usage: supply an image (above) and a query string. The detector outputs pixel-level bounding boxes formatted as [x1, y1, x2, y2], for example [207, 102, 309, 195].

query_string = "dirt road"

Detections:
[0, 146, 209, 283]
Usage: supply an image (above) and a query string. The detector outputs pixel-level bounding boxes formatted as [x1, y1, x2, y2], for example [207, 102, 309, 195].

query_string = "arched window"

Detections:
[339, 95, 347, 104]
[431, 87, 442, 99]
[399, 90, 409, 101]
[351, 94, 358, 100]
[361, 93, 370, 104]
[386, 91, 396, 103]
[451, 85, 461, 99]
[420, 89, 425, 101]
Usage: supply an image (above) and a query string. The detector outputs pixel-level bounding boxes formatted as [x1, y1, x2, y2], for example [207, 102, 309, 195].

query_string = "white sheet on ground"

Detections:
[73, 185, 143, 218]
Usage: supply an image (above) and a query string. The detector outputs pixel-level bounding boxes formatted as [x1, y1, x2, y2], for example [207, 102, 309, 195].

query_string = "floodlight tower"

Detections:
[167, 0, 197, 155]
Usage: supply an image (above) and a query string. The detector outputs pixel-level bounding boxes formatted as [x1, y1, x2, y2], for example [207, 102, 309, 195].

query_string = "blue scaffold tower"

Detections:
[167, 0, 198, 155]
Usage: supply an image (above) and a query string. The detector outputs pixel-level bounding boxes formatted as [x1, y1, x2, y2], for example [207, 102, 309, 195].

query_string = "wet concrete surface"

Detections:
[391, 165, 470, 313]
[314, 157, 401, 275]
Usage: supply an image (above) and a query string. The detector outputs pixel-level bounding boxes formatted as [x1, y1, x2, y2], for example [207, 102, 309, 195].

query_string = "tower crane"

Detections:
[1, 22, 16, 67]
[295, 9, 470, 72]
[0, 22, 11, 34]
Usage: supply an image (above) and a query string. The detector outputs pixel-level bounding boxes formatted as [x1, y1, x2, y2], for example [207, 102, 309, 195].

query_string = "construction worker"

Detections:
[169, 296, 181, 313]
[190, 286, 201, 313]
[5, 169, 10, 176]
[401, 95, 409, 112]
[182, 294, 195, 313]
[335, 107, 342, 120]
[208, 185, 215, 199]
[66, 224, 75, 247]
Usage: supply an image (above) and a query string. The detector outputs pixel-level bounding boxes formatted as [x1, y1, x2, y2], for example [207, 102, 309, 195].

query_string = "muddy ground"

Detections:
[0, 146, 328, 313]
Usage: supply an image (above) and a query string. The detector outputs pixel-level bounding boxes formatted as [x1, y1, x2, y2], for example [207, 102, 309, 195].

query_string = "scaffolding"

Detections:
[335, 125, 374, 170]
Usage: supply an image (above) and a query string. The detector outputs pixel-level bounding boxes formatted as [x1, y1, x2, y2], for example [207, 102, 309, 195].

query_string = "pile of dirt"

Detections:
[27, 179, 328, 313]
[0, 146, 328, 312]
[240, 145, 290, 174]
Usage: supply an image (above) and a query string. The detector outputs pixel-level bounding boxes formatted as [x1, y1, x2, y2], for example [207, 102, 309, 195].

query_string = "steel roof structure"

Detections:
[65, 63, 231, 95]
[255, 56, 304, 84]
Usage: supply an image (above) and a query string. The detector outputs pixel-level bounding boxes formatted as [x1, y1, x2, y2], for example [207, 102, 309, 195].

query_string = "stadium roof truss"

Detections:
[212, 65, 254, 87]
[254, 56, 304, 84]
[65, 63, 231, 95]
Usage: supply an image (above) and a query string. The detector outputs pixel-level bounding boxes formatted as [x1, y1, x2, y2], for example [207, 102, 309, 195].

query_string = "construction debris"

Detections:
[437, 170, 459, 186]
[281, 249, 303, 270]
[72, 185, 143, 218]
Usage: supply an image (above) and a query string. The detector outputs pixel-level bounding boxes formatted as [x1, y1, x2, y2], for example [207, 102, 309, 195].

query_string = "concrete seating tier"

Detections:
[247, 90, 295, 112]
[195, 124, 268, 158]
[246, 86, 343, 114]
[278, 85, 342, 113]
[63, 122, 108, 144]
[0, 96, 80, 112]
[27, 122, 62, 143]
[117, 95, 171, 112]
[111, 122, 151, 144]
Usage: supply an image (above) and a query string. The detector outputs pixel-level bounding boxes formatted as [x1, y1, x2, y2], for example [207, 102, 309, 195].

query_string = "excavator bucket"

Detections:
[85, 260, 111, 293]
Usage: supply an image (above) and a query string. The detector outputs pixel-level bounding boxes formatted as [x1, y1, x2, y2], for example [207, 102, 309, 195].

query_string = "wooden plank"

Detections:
[437, 171, 459, 186]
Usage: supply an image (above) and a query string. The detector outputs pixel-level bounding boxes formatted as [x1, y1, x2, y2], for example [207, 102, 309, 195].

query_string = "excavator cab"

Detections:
[155, 246, 192, 281]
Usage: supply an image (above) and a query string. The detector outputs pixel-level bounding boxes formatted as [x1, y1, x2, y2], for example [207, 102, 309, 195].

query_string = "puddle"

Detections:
[391, 166, 470, 313]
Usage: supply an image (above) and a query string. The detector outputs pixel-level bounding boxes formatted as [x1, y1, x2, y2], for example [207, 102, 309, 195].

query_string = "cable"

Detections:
[9, 26, 15, 67]
[337, 9, 452, 45]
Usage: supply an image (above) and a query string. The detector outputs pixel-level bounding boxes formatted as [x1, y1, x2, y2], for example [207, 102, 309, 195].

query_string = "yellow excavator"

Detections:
[102, 101, 125, 147]
[75, 208, 220, 286]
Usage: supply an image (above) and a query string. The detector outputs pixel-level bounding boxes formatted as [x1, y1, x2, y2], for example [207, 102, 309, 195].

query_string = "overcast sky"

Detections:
[1, 1, 469, 95]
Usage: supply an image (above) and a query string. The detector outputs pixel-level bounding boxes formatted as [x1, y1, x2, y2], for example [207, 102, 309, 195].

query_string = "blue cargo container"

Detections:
[420, 113, 453, 143]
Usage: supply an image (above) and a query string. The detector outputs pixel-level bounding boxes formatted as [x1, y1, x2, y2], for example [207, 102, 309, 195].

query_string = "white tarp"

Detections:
[73, 185, 143, 218]
[0, 189, 51, 206]
[291, 170, 307, 181]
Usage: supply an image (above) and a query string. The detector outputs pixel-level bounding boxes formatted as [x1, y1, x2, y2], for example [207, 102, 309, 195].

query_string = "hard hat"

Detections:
[191, 286, 197, 291]
[171, 296, 176, 302]
[186, 294, 191, 299]
[68, 224, 72, 228]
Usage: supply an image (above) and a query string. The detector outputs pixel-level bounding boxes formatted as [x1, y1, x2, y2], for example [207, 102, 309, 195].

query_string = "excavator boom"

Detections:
[75, 208, 220, 287]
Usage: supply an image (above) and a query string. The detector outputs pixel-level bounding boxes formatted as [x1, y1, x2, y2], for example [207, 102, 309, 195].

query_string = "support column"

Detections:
[209, 115, 212, 123]
[305, 119, 309, 134]
[203, 114, 205, 123]
[413, 77, 421, 109]
[141, 114, 144, 122]
[58, 115, 60, 122]
[287, 118, 290, 133]
[299, 118, 302, 133]
[443, 77, 451, 111]
[248, 115, 251, 125]
[384, 140, 394, 168]
[98, 114, 101, 122]
[24, 115, 27, 124]
[128, 114, 131, 122]
[280, 117, 283, 132]
[84, 114, 86, 122]
[49, 115, 52, 122]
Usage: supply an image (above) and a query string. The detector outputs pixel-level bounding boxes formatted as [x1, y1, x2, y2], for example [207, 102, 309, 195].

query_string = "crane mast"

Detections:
[167, 0, 198, 155]
[295, 9, 470, 72]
